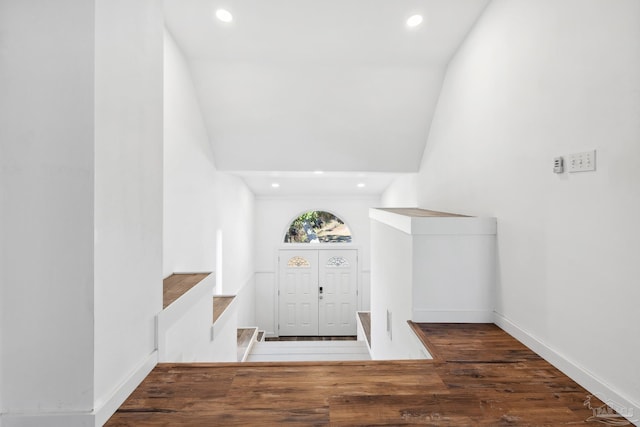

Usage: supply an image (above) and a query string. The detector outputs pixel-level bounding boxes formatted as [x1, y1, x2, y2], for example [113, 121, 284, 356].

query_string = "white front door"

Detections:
[318, 250, 358, 336]
[278, 249, 357, 336]
[278, 250, 319, 336]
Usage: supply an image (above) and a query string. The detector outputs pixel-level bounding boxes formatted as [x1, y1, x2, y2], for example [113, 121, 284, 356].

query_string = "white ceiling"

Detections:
[233, 171, 405, 197]
[163, 0, 489, 195]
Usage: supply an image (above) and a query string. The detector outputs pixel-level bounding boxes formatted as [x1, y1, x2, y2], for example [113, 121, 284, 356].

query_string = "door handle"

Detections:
[319, 286, 323, 300]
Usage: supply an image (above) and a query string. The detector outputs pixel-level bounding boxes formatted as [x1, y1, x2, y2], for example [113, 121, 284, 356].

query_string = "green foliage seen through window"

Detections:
[285, 211, 351, 243]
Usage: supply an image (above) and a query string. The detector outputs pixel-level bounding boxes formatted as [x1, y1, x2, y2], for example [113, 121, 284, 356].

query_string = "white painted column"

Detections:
[0, 0, 96, 421]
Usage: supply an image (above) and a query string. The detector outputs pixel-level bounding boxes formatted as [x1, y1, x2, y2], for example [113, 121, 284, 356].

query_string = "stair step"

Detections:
[213, 295, 235, 324]
[357, 311, 371, 348]
[247, 340, 371, 362]
[237, 327, 258, 362]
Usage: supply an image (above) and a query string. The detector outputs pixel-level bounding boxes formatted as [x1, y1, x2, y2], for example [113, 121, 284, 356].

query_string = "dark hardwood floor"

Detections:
[106, 323, 625, 426]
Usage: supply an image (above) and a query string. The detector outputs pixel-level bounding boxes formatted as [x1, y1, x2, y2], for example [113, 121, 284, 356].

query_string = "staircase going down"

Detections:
[246, 339, 371, 362]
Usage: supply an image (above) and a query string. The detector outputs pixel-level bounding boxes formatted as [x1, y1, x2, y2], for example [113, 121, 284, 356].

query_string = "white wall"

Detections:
[163, 28, 256, 343]
[214, 173, 256, 331]
[163, 297, 214, 361]
[157, 274, 215, 363]
[255, 272, 277, 336]
[93, 0, 163, 419]
[254, 196, 379, 334]
[164, 28, 255, 296]
[235, 276, 257, 327]
[415, 0, 640, 415]
[0, 189, 2, 424]
[0, 0, 96, 417]
[216, 173, 256, 296]
[163, 30, 217, 278]
[381, 173, 418, 207]
[370, 221, 414, 359]
[163, 28, 258, 360]
[210, 304, 238, 362]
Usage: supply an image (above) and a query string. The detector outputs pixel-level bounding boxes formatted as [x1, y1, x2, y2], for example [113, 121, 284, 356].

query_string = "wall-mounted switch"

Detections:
[553, 157, 564, 174]
[567, 150, 596, 173]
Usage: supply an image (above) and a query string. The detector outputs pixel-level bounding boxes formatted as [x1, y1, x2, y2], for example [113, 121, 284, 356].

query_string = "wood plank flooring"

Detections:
[163, 273, 210, 309]
[106, 323, 622, 426]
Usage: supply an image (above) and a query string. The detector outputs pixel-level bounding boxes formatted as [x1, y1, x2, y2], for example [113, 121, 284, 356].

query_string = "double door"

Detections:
[278, 249, 357, 336]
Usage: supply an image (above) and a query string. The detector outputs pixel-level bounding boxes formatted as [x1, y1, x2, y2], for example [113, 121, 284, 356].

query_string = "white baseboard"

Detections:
[412, 309, 494, 323]
[2, 412, 94, 427]
[94, 350, 158, 426]
[493, 312, 639, 426]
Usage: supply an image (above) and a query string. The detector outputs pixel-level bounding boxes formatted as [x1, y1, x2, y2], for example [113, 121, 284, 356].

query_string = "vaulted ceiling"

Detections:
[163, 0, 490, 195]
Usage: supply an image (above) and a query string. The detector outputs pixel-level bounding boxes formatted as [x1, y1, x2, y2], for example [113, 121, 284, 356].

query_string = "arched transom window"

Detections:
[284, 211, 352, 243]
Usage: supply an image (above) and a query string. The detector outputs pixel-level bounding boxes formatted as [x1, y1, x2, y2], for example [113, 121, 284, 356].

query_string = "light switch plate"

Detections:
[567, 150, 596, 173]
[553, 157, 564, 174]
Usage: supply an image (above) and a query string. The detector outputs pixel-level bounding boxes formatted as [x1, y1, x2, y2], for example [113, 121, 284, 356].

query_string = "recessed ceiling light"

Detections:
[406, 14, 423, 28]
[271, 183, 280, 188]
[357, 183, 366, 188]
[313, 170, 324, 175]
[215, 9, 233, 23]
